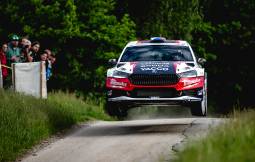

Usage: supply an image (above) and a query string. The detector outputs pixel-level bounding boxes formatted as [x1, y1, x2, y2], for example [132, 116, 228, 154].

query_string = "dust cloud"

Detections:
[126, 105, 192, 120]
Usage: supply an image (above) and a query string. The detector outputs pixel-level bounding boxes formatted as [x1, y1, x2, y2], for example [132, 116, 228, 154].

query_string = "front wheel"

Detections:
[190, 100, 207, 116]
[190, 76, 207, 116]
[104, 101, 128, 120]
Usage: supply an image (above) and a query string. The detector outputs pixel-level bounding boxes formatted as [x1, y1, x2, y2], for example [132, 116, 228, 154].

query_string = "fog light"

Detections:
[107, 90, 112, 96]
[197, 89, 203, 96]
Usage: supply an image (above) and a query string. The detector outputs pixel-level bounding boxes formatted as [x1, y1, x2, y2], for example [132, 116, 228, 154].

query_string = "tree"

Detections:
[197, 0, 255, 110]
[0, 0, 136, 92]
[116, 0, 203, 42]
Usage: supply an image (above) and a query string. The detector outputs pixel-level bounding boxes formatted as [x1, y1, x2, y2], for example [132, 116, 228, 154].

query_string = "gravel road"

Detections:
[22, 117, 222, 162]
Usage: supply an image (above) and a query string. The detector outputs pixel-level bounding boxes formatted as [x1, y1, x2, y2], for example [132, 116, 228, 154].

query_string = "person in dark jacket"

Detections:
[29, 41, 40, 62]
[40, 51, 52, 80]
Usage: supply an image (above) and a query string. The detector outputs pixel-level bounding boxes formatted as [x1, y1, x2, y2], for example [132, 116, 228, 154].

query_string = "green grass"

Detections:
[174, 109, 255, 162]
[0, 89, 111, 162]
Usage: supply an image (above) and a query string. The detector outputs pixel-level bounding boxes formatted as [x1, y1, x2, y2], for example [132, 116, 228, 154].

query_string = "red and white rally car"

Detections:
[105, 37, 207, 119]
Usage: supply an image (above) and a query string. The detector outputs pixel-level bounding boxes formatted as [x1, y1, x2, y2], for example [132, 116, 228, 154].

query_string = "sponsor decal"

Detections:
[133, 61, 175, 74]
[140, 67, 169, 72]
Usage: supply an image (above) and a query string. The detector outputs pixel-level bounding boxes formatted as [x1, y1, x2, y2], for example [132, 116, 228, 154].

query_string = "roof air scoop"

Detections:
[150, 37, 166, 43]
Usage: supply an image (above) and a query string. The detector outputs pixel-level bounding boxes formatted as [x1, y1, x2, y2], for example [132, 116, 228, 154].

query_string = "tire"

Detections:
[190, 75, 207, 116]
[104, 101, 128, 120]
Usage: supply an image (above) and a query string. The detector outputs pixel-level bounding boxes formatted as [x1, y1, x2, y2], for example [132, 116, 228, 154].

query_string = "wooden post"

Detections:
[41, 61, 47, 99]
[40, 61, 43, 98]
[11, 63, 15, 91]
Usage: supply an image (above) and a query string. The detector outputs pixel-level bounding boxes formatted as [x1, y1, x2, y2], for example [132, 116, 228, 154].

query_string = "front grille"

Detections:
[129, 74, 179, 86]
[132, 88, 177, 98]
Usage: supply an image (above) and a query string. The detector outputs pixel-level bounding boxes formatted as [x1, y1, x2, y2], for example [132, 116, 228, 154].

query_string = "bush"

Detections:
[174, 109, 255, 162]
[0, 89, 111, 162]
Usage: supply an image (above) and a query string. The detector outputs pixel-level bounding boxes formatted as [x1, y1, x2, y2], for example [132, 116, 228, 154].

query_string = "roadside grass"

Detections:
[0, 89, 111, 162]
[173, 109, 255, 162]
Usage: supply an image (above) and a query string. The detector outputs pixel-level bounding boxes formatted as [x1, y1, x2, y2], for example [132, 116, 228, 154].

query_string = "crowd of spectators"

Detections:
[0, 34, 56, 86]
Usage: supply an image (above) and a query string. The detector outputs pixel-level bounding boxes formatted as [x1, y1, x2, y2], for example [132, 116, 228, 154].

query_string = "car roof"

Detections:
[126, 38, 190, 48]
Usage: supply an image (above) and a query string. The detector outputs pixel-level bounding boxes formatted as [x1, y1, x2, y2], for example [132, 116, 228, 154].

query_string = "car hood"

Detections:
[107, 61, 204, 78]
[131, 61, 176, 74]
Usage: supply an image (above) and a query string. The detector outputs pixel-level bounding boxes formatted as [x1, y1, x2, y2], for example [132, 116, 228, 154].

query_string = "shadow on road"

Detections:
[74, 122, 198, 137]
[71, 105, 216, 138]
[72, 106, 202, 137]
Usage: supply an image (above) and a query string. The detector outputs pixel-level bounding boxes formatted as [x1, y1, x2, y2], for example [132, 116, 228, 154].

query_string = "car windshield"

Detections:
[120, 45, 194, 62]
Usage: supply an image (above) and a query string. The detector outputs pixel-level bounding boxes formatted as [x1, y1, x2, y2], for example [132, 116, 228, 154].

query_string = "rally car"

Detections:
[105, 37, 207, 119]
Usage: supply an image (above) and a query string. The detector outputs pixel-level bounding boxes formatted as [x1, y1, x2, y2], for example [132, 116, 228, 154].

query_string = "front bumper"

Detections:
[108, 96, 202, 106]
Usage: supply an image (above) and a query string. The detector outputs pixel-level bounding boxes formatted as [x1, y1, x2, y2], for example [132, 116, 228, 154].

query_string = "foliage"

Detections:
[0, 0, 136, 92]
[198, 0, 255, 111]
[173, 109, 255, 162]
[0, 89, 111, 162]
[116, 0, 203, 42]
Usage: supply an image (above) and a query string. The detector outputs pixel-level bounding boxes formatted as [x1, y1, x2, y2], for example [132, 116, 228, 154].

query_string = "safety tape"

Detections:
[0, 64, 12, 69]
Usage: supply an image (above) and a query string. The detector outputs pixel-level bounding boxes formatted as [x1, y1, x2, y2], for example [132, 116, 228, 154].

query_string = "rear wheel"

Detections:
[105, 101, 128, 120]
[190, 76, 207, 116]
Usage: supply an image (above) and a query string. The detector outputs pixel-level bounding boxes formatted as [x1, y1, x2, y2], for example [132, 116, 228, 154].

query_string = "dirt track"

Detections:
[22, 117, 222, 162]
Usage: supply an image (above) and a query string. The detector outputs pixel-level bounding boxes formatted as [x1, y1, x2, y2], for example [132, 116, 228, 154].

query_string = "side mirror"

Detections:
[198, 58, 206, 65]
[108, 59, 117, 66]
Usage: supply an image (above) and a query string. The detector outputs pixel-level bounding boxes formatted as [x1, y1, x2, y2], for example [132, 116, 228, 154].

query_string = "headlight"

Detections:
[179, 70, 197, 78]
[112, 70, 130, 78]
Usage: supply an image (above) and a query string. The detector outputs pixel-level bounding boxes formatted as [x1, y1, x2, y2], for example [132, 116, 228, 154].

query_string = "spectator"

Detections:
[6, 34, 21, 65]
[0, 43, 8, 79]
[44, 49, 56, 79]
[40, 52, 47, 61]
[29, 41, 40, 62]
[44, 49, 56, 64]
[20, 36, 30, 49]
[20, 39, 33, 62]
[40, 51, 52, 80]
